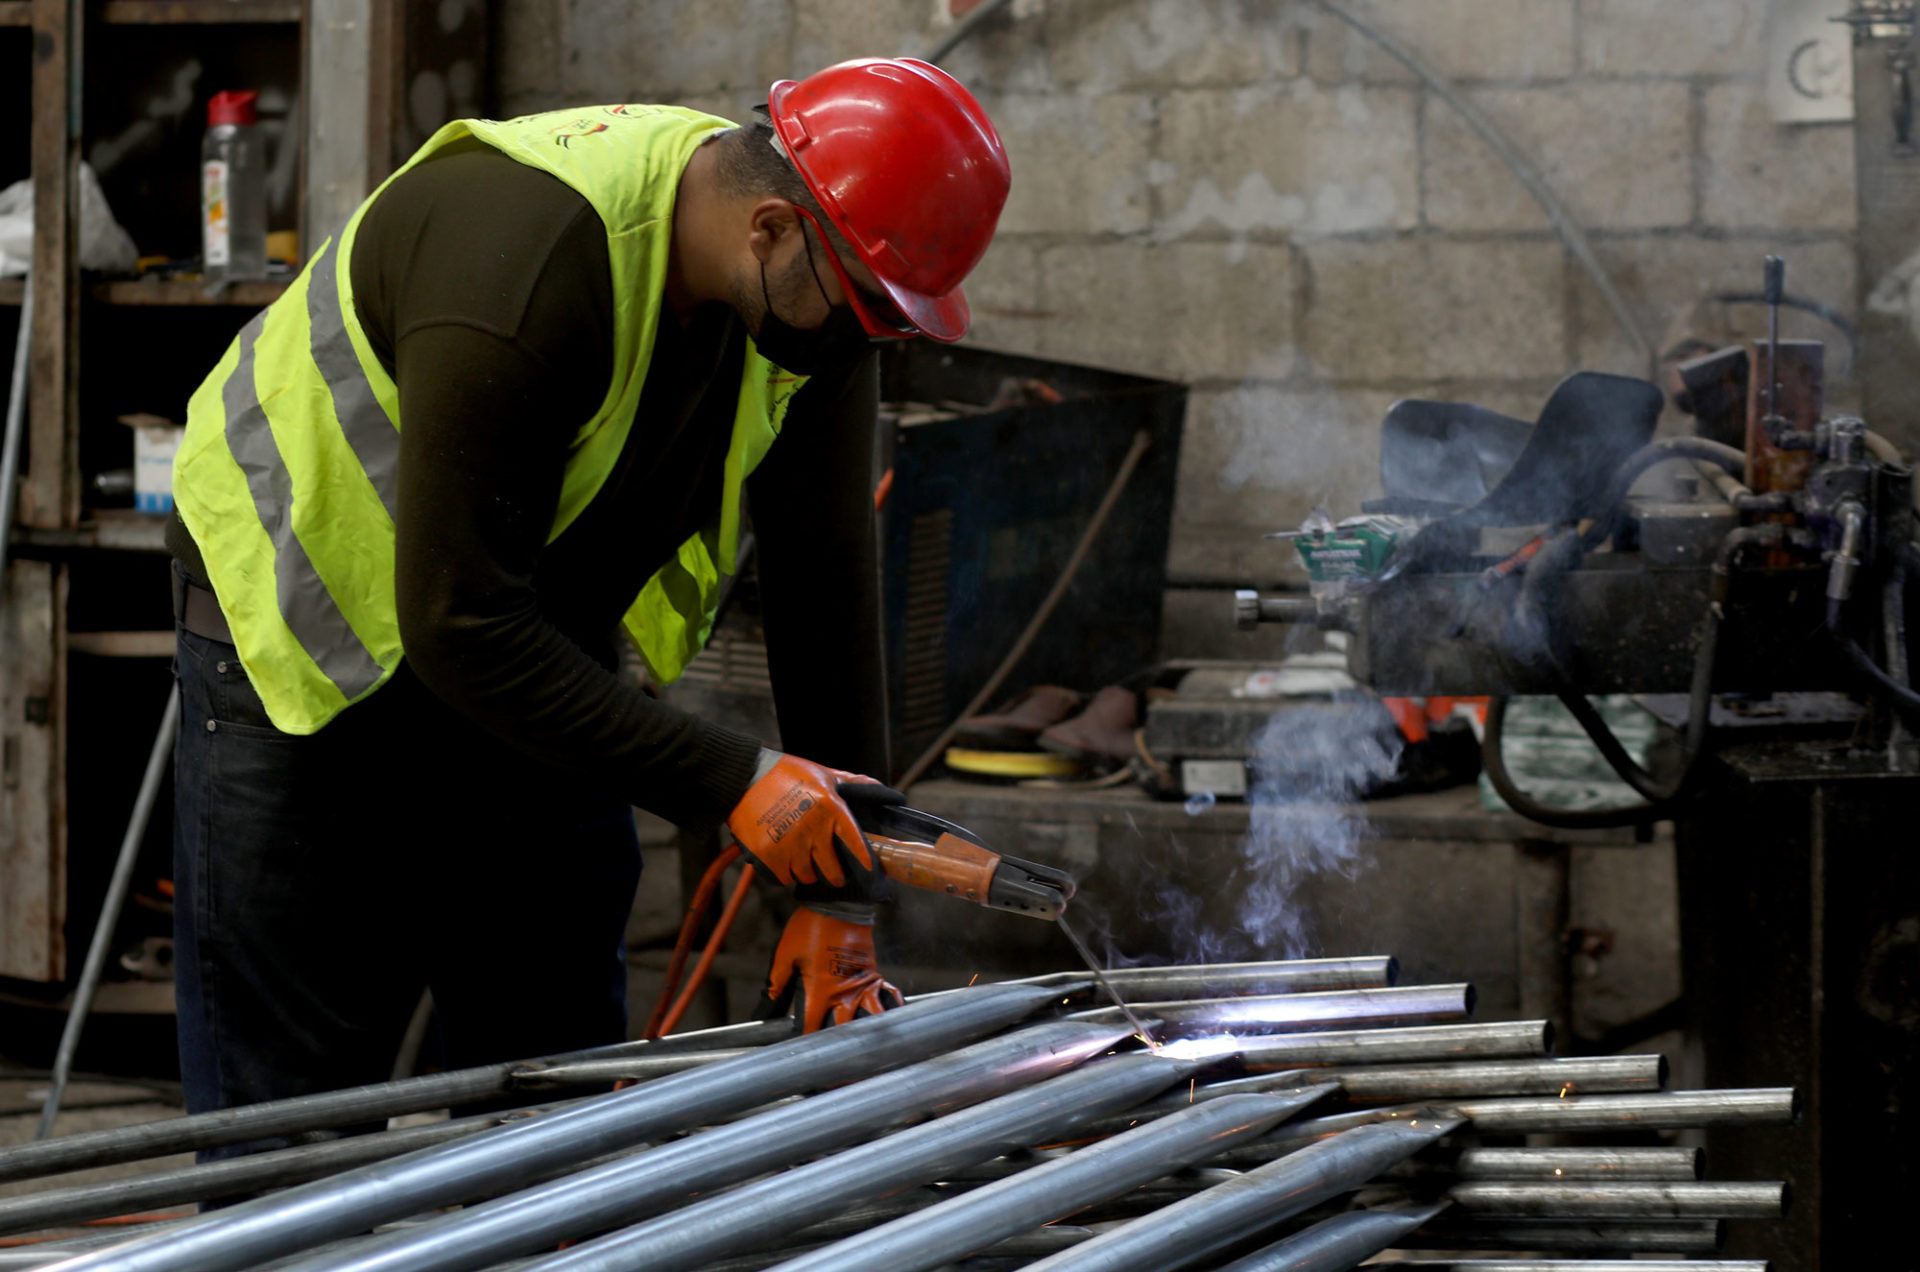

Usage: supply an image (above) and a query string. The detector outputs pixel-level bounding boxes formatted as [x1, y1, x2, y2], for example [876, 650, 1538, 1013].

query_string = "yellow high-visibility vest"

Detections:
[175, 105, 807, 734]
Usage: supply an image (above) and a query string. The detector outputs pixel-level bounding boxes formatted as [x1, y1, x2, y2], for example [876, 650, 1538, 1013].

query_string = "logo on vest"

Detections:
[549, 119, 610, 148]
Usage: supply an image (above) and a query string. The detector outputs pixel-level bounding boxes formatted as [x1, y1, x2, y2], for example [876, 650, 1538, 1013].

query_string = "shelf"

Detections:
[14, 509, 172, 554]
[100, 1, 301, 23]
[91, 278, 288, 306]
[0, 278, 20, 306]
[0, 3, 27, 27]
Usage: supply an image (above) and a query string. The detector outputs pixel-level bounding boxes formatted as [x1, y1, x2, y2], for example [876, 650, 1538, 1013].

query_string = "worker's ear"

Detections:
[746, 198, 803, 264]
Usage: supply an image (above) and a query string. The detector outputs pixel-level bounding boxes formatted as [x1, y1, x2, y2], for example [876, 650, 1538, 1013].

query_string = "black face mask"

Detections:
[753, 228, 874, 377]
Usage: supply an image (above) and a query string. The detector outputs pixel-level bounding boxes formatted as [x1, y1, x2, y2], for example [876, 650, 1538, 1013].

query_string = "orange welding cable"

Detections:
[643, 845, 743, 1040]
[657, 864, 757, 1037]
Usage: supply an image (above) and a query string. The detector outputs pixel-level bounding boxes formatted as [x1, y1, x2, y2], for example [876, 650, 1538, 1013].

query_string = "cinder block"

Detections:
[986, 92, 1157, 235]
[1043, 0, 1300, 91]
[1424, 81, 1694, 232]
[927, 3, 1057, 95]
[1701, 83, 1856, 231]
[1171, 383, 1392, 534]
[1303, 0, 1576, 84]
[1168, 521, 1310, 586]
[1303, 238, 1570, 380]
[1571, 234, 1859, 377]
[1579, 0, 1767, 78]
[1036, 241, 1298, 381]
[957, 238, 1050, 355]
[494, 0, 562, 106]
[792, 0, 924, 70]
[562, 0, 794, 101]
[1156, 82, 1421, 236]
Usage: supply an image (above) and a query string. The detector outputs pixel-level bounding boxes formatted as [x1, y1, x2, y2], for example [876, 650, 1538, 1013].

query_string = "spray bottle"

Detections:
[201, 90, 266, 286]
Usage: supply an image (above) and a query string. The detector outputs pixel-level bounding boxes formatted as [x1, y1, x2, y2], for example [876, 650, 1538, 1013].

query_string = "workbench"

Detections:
[885, 779, 1677, 1051]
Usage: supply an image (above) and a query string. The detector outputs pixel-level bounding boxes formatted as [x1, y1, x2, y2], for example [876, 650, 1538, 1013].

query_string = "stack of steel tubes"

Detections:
[0, 958, 1792, 1272]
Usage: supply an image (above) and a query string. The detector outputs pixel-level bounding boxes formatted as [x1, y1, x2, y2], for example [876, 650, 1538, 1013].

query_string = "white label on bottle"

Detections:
[203, 160, 230, 268]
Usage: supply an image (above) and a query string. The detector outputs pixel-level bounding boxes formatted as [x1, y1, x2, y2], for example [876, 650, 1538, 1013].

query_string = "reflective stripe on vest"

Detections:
[217, 293, 385, 702]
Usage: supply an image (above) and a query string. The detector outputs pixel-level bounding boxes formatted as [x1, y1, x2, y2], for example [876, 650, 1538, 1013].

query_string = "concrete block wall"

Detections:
[493, 0, 1859, 646]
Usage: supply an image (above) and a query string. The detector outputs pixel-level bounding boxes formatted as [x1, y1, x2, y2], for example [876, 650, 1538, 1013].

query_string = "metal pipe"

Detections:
[1444, 1147, 1704, 1181]
[521, 1051, 1217, 1272]
[703, 1227, 1094, 1272]
[1, 274, 31, 577]
[1217, 1088, 1796, 1162]
[0, 1102, 584, 1237]
[1017, 1115, 1465, 1272]
[1391, 1263, 1765, 1271]
[37, 687, 181, 1140]
[762, 1089, 1340, 1272]
[1135, 1056, 1662, 1114]
[1446, 1181, 1788, 1220]
[1405, 1220, 1725, 1253]
[0, 1019, 791, 1184]
[1211, 1201, 1450, 1272]
[1073, 983, 1474, 1033]
[273, 1022, 1133, 1272]
[1231, 1020, 1553, 1068]
[42, 983, 1062, 1272]
[1011, 958, 1399, 999]
[505, 1051, 752, 1090]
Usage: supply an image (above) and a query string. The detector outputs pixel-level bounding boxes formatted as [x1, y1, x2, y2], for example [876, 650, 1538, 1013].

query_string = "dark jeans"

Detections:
[172, 623, 641, 1159]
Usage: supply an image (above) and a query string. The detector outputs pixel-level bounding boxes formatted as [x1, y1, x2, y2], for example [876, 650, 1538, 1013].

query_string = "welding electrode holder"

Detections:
[853, 802, 1077, 921]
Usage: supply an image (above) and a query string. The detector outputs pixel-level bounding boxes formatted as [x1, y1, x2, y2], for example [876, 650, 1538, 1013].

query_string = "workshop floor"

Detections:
[0, 1076, 190, 1246]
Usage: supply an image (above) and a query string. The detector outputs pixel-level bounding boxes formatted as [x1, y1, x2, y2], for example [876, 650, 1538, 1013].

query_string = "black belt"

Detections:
[170, 562, 234, 644]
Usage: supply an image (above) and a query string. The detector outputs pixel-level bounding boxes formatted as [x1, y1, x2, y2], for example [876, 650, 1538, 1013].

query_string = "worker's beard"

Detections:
[740, 242, 872, 377]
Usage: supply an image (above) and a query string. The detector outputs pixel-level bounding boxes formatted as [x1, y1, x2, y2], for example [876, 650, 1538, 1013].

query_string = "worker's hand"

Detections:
[727, 751, 900, 888]
[764, 904, 904, 1032]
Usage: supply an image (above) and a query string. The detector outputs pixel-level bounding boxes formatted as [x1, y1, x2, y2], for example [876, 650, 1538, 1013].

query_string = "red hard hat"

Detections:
[768, 58, 1010, 343]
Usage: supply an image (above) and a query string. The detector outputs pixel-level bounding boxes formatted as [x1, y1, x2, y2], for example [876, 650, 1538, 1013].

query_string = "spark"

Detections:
[1554, 1167, 1565, 1177]
[1189, 1079, 1196, 1103]
[967, 973, 979, 986]
[1560, 1082, 1575, 1099]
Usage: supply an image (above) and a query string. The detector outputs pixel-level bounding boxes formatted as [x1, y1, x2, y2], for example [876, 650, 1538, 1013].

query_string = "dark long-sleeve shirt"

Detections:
[170, 134, 889, 828]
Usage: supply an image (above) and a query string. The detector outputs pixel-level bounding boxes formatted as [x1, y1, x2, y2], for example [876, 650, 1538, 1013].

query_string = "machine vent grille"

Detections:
[901, 508, 953, 743]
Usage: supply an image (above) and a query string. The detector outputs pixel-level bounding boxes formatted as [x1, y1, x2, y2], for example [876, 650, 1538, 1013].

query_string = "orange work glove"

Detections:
[726, 751, 890, 888]
[764, 904, 905, 1032]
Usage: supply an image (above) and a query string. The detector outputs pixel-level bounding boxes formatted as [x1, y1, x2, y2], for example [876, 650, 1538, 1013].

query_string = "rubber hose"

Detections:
[1580, 437, 1749, 552]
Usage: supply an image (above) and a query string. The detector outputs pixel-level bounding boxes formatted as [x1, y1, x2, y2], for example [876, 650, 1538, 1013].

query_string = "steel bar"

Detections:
[1217, 1088, 1797, 1163]
[275, 1021, 1132, 1272]
[0, 1102, 586, 1236]
[504, 1051, 751, 1091]
[1212, 1201, 1450, 1272]
[1230, 1020, 1553, 1069]
[1444, 1147, 1703, 1181]
[42, 983, 1061, 1272]
[0, 1019, 793, 1185]
[1406, 1220, 1726, 1253]
[521, 1051, 1219, 1272]
[1013, 958, 1399, 999]
[1074, 983, 1474, 1034]
[1083, 1055, 1665, 1136]
[37, 687, 181, 1140]
[1017, 1115, 1464, 1272]
[701, 1227, 1093, 1272]
[1390, 1263, 1765, 1271]
[1276, 1055, 1665, 1103]
[1446, 1180, 1788, 1220]
[764, 1089, 1339, 1272]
